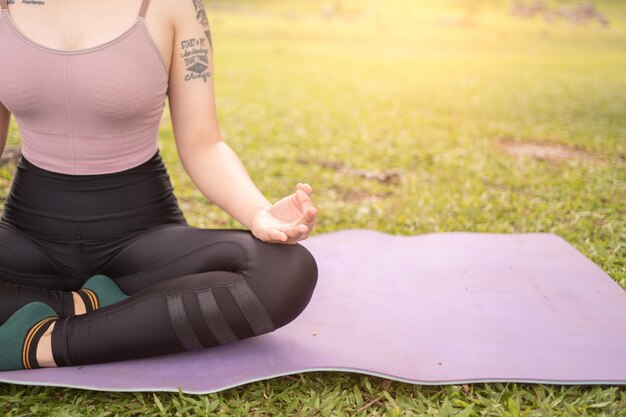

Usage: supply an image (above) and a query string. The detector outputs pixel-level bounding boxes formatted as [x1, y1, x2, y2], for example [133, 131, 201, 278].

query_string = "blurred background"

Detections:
[175, 0, 623, 286]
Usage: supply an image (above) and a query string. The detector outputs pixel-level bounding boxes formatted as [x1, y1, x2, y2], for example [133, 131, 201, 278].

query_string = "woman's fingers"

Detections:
[297, 182, 313, 196]
[295, 188, 312, 212]
[267, 184, 316, 244]
[284, 223, 308, 239]
[271, 229, 288, 242]
[270, 222, 309, 244]
[298, 206, 317, 225]
[295, 206, 317, 231]
[293, 186, 315, 215]
[271, 224, 304, 241]
[296, 184, 314, 209]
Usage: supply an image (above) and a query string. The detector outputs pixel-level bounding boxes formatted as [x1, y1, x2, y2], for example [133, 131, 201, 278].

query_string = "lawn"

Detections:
[1, 0, 625, 415]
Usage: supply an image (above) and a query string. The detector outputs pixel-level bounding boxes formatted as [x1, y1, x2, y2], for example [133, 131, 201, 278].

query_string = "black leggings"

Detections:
[0, 149, 318, 367]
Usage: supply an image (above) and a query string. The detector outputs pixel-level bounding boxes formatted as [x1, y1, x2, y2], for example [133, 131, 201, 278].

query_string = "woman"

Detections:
[0, 0, 318, 371]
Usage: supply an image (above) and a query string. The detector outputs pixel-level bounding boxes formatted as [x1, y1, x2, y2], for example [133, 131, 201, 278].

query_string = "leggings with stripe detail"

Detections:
[0, 149, 318, 366]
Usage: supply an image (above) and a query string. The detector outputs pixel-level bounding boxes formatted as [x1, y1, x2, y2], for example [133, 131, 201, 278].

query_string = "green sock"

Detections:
[77, 274, 129, 312]
[0, 302, 58, 371]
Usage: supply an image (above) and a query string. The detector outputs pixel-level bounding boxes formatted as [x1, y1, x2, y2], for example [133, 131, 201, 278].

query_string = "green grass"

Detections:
[1, 0, 625, 415]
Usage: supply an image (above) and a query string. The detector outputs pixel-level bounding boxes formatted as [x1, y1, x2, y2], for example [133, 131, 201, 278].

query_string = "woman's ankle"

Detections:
[72, 291, 86, 315]
[35, 320, 57, 367]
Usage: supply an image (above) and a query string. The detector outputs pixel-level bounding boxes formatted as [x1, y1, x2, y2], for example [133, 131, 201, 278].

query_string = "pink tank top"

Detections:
[0, 0, 168, 175]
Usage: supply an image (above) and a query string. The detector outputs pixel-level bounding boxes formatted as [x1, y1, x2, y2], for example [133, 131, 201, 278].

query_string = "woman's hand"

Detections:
[249, 183, 318, 244]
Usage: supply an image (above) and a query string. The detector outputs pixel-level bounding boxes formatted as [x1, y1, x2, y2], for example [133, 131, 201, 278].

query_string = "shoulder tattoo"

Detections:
[179, 37, 211, 82]
[191, 0, 212, 50]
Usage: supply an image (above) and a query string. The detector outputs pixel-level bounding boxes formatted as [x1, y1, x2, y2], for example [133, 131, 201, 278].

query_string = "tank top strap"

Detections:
[0, 0, 8, 11]
[137, 0, 151, 18]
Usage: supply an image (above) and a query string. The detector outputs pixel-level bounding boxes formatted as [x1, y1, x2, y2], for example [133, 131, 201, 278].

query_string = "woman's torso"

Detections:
[0, 0, 175, 175]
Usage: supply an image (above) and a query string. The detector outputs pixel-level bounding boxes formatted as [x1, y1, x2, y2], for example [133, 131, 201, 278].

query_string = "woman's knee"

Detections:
[120, 231, 319, 345]
[247, 239, 319, 330]
[278, 242, 319, 327]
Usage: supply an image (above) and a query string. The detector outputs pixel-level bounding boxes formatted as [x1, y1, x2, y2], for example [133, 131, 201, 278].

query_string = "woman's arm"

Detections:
[167, 1, 317, 242]
[0, 101, 10, 156]
[167, 0, 271, 229]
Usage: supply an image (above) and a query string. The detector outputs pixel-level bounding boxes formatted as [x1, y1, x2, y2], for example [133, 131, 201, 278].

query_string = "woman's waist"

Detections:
[0, 181, 187, 240]
[0, 201, 186, 241]
[4, 177, 181, 218]
[5, 150, 181, 217]
[2, 195, 182, 221]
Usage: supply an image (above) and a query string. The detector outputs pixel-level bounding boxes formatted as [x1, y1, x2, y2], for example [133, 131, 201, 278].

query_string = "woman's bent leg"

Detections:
[51, 225, 318, 366]
[0, 222, 76, 323]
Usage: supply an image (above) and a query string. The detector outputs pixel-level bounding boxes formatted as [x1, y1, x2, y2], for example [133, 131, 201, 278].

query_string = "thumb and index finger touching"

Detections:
[295, 183, 317, 224]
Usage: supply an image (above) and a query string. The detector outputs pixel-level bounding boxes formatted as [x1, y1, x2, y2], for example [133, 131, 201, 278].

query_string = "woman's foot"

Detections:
[0, 302, 58, 371]
[73, 274, 129, 314]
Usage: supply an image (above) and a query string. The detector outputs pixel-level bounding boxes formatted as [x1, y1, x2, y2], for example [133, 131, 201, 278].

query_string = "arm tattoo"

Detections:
[192, 0, 212, 50]
[14, 0, 45, 4]
[180, 37, 211, 82]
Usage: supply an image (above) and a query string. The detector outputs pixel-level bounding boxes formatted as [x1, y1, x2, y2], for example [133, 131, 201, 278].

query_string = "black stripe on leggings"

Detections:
[196, 288, 238, 345]
[228, 277, 276, 336]
[165, 293, 204, 351]
[50, 316, 73, 367]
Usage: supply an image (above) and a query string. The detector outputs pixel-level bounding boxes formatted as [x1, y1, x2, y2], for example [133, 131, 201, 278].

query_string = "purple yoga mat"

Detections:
[1, 229, 625, 393]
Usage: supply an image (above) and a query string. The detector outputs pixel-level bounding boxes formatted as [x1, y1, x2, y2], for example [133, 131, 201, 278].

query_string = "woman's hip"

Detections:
[1, 148, 187, 240]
